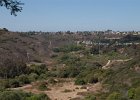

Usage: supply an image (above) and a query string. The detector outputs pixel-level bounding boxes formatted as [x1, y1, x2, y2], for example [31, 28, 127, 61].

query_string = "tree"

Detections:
[0, 0, 23, 16]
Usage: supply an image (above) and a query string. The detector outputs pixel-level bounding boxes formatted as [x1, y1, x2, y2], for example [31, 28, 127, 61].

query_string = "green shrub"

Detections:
[86, 75, 98, 84]
[0, 59, 30, 78]
[128, 88, 135, 99]
[53, 47, 60, 52]
[30, 64, 48, 75]
[18, 74, 30, 85]
[135, 87, 140, 100]
[38, 82, 48, 91]
[85, 94, 96, 100]
[0, 79, 10, 89]
[0, 90, 50, 100]
[9, 79, 20, 88]
[0, 91, 21, 100]
[90, 46, 99, 54]
[37, 93, 50, 100]
[28, 73, 38, 81]
[106, 92, 122, 100]
[26, 95, 39, 100]
[45, 71, 57, 77]
[57, 66, 81, 78]
[27, 93, 50, 100]
[39, 73, 48, 80]
[75, 79, 86, 85]
[61, 55, 81, 66]
[107, 51, 118, 58]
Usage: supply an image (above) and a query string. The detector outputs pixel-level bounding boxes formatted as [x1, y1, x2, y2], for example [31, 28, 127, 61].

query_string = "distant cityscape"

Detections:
[0, 28, 140, 35]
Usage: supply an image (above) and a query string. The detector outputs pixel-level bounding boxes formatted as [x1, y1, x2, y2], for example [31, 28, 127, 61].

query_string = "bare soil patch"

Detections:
[12, 79, 102, 100]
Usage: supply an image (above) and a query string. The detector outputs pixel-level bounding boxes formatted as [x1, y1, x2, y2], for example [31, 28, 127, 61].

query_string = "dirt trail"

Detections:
[102, 58, 132, 69]
[102, 60, 111, 69]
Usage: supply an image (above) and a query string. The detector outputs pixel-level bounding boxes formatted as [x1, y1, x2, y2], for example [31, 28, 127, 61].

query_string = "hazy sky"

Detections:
[0, 0, 140, 32]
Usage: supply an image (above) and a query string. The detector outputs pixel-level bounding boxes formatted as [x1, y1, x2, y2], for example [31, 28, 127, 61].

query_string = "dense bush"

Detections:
[0, 79, 20, 89]
[75, 79, 86, 85]
[30, 64, 48, 75]
[28, 73, 38, 81]
[39, 73, 48, 80]
[106, 92, 122, 100]
[0, 91, 22, 100]
[59, 54, 80, 65]
[75, 73, 99, 85]
[57, 66, 82, 78]
[128, 88, 135, 99]
[9, 79, 20, 88]
[84, 94, 96, 100]
[0, 90, 50, 100]
[135, 87, 140, 100]
[18, 74, 30, 85]
[90, 46, 99, 54]
[0, 75, 31, 89]
[75, 66, 102, 85]
[0, 59, 30, 78]
[27, 93, 50, 100]
[102, 58, 140, 97]
[57, 68, 69, 78]
[87, 76, 98, 84]
[38, 82, 48, 91]
[0, 79, 10, 89]
[127, 87, 140, 100]
[45, 71, 57, 77]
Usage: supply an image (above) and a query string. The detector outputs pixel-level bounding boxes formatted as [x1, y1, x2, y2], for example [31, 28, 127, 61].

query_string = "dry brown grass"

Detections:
[12, 79, 102, 100]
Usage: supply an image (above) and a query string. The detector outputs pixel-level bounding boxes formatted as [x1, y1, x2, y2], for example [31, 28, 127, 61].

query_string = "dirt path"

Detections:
[102, 60, 111, 69]
[102, 58, 132, 69]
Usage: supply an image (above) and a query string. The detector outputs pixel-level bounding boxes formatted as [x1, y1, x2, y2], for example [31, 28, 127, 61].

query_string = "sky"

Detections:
[0, 0, 140, 32]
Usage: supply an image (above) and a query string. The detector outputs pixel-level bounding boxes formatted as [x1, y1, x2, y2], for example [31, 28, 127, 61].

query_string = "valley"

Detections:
[0, 30, 140, 100]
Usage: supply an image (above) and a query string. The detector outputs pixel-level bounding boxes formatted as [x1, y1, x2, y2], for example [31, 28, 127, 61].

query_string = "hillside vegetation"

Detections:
[0, 31, 140, 100]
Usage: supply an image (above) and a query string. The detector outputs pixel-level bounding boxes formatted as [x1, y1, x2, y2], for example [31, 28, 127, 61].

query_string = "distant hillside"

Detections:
[0, 31, 77, 65]
[119, 34, 140, 43]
